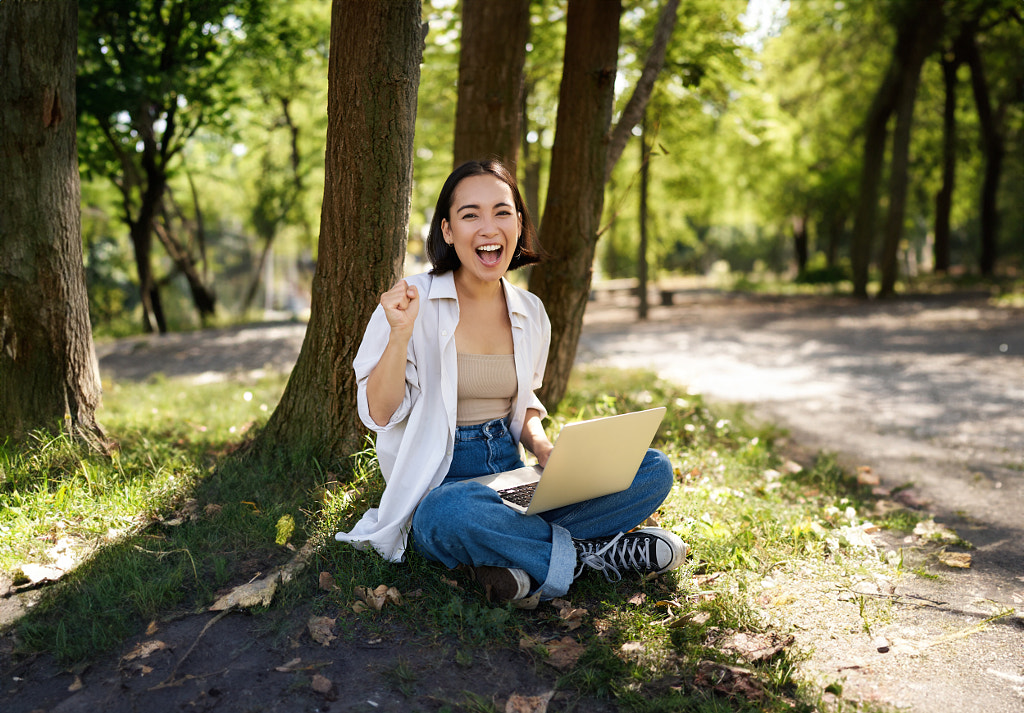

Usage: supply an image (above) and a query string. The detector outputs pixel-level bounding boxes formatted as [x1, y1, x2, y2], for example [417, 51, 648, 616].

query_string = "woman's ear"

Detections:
[441, 219, 452, 244]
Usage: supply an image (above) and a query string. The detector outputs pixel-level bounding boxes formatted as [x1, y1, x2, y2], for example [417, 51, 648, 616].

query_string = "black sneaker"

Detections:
[473, 566, 531, 603]
[574, 528, 688, 581]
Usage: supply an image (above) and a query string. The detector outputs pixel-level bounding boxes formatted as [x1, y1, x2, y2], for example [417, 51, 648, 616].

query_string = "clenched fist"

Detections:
[380, 279, 419, 337]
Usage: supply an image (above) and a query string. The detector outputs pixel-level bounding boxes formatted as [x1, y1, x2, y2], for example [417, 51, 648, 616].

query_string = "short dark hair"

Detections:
[426, 159, 542, 275]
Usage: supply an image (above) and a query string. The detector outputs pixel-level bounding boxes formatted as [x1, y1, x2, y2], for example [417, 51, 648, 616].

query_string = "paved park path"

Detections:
[579, 289, 1024, 712]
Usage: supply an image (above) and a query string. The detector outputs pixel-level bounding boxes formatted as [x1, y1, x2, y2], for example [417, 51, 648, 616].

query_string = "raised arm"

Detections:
[365, 280, 419, 426]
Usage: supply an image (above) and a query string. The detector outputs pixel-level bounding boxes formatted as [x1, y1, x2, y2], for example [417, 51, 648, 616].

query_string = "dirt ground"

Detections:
[2, 288, 1023, 712]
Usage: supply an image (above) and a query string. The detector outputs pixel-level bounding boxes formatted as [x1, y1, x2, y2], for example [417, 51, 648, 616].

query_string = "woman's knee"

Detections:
[639, 449, 674, 499]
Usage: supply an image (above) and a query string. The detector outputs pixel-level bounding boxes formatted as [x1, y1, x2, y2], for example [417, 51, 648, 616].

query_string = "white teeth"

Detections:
[477, 245, 501, 252]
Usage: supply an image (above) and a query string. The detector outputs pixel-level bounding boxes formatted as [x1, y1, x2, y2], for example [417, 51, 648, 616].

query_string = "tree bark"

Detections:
[877, 2, 943, 297]
[792, 215, 809, 273]
[256, 0, 422, 466]
[452, 0, 530, 170]
[528, 0, 621, 409]
[933, 47, 961, 274]
[638, 114, 651, 321]
[0, 0, 104, 444]
[850, 0, 942, 298]
[962, 31, 1003, 276]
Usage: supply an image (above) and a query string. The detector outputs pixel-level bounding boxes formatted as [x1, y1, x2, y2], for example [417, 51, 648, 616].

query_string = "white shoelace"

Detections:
[574, 532, 653, 582]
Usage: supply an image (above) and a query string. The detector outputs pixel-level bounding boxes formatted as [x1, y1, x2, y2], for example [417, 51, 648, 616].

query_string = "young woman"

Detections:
[336, 160, 686, 606]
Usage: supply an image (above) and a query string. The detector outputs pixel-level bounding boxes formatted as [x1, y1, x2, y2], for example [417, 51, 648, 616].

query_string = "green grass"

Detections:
[1, 366, 912, 710]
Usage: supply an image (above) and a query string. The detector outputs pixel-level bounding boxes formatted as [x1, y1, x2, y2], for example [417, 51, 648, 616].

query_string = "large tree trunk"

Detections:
[257, 0, 422, 465]
[877, 2, 943, 297]
[452, 0, 530, 170]
[963, 31, 1003, 276]
[528, 0, 621, 409]
[0, 0, 104, 445]
[933, 48, 961, 274]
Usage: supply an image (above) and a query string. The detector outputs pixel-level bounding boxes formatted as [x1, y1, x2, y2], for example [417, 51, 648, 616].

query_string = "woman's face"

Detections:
[441, 174, 522, 287]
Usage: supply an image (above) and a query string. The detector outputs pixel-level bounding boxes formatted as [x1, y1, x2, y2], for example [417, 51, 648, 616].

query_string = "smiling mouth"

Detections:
[476, 244, 503, 266]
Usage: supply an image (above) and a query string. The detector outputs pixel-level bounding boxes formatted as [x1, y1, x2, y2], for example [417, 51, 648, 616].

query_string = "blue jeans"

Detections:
[410, 417, 674, 599]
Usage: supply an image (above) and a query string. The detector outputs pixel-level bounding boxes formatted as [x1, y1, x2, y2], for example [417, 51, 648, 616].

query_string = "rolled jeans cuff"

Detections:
[534, 522, 574, 600]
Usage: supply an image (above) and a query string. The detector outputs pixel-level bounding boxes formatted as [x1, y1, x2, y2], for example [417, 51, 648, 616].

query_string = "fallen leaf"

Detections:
[353, 584, 403, 612]
[544, 637, 586, 671]
[914, 520, 959, 542]
[204, 503, 222, 517]
[68, 676, 84, 692]
[938, 551, 972, 569]
[695, 660, 767, 702]
[717, 632, 794, 663]
[121, 639, 168, 662]
[209, 575, 278, 611]
[145, 621, 159, 636]
[856, 466, 880, 486]
[307, 615, 336, 646]
[620, 641, 645, 659]
[319, 571, 337, 591]
[311, 673, 333, 694]
[627, 592, 647, 606]
[505, 690, 555, 713]
[550, 599, 587, 631]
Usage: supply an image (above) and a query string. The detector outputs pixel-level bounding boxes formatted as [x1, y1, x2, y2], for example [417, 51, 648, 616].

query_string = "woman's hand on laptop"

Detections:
[521, 409, 554, 468]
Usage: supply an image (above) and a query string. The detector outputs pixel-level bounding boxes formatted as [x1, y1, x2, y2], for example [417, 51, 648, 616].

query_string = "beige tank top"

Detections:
[456, 353, 517, 426]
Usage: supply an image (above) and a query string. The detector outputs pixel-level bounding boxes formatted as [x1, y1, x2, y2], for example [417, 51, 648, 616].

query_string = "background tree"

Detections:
[0, 0, 103, 445]
[959, 2, 1024, 276]
[256, 0, 423, 464]
[850, 0, 945, 298]
[452, 0, 530, 170]
[77, 0, 266, 331]
[528, 0, 621, 409]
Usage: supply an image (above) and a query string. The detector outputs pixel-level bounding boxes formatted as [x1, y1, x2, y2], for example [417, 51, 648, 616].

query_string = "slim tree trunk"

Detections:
[849, 60, 900, 297]
[0, 0, 104, 445]
[792, 215, 809, 273]
[637, 114, 651, 321]
[850, 0, 942, 298]
[257, 0, 422, 465]
[933, 49, 960, 274]
[520, 79, 542, 224]
[528, 0, 621, 409]
[963, 31, 1003, 276]
[877, 18, 939, 297]
[604, 0, 679, 183]
[452, 0, 530, 170]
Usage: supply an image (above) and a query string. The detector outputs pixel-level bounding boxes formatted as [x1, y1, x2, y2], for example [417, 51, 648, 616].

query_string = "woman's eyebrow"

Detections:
[457, 201, 513, 214]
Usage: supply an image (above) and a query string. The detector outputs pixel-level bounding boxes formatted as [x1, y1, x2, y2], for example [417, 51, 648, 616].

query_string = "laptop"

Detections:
[469, 407, 666, 515]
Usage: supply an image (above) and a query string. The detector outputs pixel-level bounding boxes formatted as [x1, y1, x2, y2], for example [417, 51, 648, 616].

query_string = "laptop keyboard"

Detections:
[497, 482, 537, 507]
